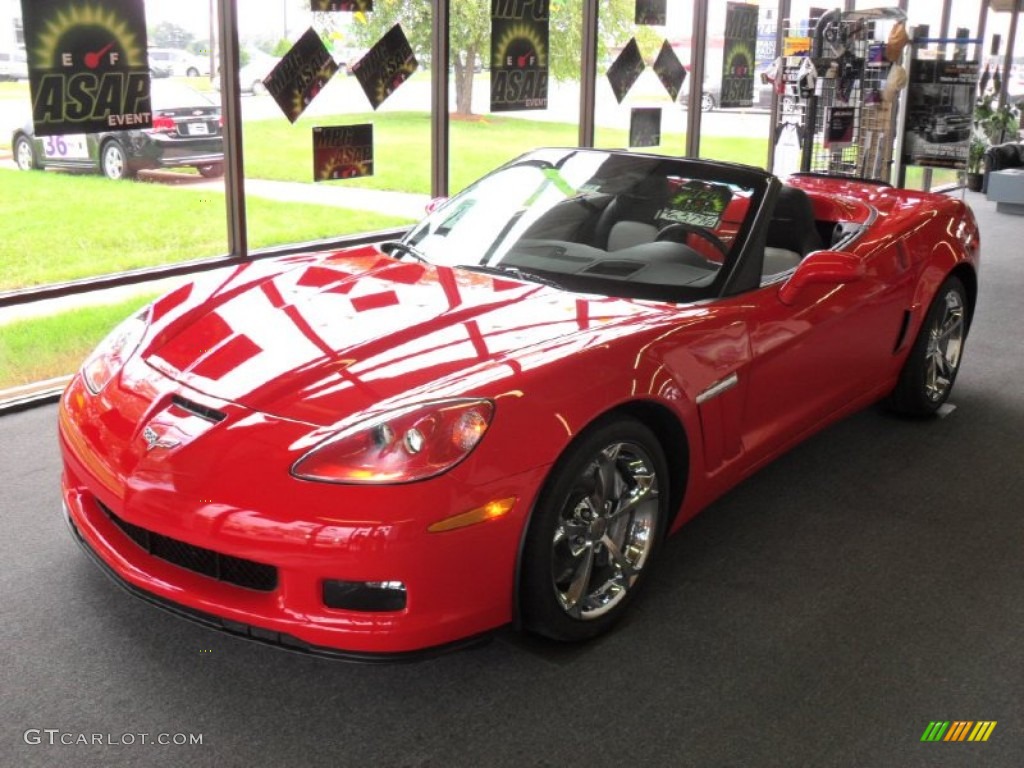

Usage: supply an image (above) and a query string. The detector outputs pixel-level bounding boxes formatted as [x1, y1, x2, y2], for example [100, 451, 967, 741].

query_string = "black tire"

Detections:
[251, 79, 266, 95]
[888, 275, 968, 416]
[519, 416, 669, 642]
[186, 67, 200, 78]
[700, 92, 715, 112]
[14, 135, 37, 171]
[197, 163, 224, 178]
[100, 141, 134, 180]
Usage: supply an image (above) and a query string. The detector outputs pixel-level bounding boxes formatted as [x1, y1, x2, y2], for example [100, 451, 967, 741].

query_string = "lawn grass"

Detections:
[0, 168, 411, 290]
[0, 293, 159, 389]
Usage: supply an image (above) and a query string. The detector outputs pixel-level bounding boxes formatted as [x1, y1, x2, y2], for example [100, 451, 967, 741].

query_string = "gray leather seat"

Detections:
[763, 186, 823, 277]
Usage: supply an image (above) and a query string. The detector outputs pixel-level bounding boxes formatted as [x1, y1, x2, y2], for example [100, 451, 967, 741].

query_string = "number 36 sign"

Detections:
[42, 134, 90, 160]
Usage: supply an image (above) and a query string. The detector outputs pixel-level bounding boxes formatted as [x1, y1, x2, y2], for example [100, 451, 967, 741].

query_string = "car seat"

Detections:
[763, 185, 823, 276]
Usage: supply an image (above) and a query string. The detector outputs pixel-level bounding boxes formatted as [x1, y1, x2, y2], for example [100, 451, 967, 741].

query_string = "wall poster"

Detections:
[490, 0, 550, 112]
[311, 1, 372, 10]
[351, 24, 418, 110]
[720, 3, 758, 109]
[21, 0, 152, 137]
[629, 108, 661, 148]
[264, 27, 339, 122]
[902, 59, 978, 169]
[313, 124, 373, 180]
[607, 37, 645, 104]
[635, 0, 666, 26]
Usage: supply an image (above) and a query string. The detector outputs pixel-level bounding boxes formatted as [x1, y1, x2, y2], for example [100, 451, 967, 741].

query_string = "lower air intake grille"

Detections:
[98, 500, 278, 592]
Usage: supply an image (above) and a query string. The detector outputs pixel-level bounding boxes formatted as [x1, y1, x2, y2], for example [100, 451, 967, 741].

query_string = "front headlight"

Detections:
[82, 307, 150, 394]
[291, 398, 494, 484]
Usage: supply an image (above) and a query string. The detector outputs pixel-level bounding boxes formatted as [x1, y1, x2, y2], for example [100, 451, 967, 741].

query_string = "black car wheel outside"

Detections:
[197, 163, 224, 178]
[100, 140, 134, 180]
[519, 416, 669, 642]
[14, 135, 37, 171]
[186, 67, 200, 77]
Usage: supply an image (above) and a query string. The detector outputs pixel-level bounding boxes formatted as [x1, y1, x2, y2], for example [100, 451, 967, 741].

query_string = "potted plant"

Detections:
[966, 133, 987, 191]
[974, 94, 1021, 145]
[970, 95, 1020, 193]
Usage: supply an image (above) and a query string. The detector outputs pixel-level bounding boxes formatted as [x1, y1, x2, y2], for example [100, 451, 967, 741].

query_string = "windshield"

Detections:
[403, 149, 768, 302]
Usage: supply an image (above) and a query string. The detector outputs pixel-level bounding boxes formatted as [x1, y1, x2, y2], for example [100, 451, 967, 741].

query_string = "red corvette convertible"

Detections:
[60, 149, 980, 658]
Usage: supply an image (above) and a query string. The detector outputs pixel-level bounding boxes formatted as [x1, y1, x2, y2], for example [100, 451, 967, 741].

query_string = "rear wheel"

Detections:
[186, 66, 200, 78]
[519, 417, 668, 642]
[700, 92, 715, 112]
[197, 163, 224, 178]
[889, 276, 968, 415]
[251, 79, 266, 95]
[14, 135, 37, 171]
[100, 141, 133, 180]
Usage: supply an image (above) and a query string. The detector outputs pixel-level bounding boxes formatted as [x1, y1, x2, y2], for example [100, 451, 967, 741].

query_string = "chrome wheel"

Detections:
[520, 417, 669, 642]
[15, 136, 36, 171]
[101, 141, 128, 180]
[701, 92, 715, 112]
[889, 275, 969, 416]
[551, 441, 659, 620]
[923, 287, 964, 403]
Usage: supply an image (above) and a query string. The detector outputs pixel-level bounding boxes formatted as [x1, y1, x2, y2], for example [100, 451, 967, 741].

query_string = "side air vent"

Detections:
[171, 394, 226, 423]
[893, 310, 912, 353]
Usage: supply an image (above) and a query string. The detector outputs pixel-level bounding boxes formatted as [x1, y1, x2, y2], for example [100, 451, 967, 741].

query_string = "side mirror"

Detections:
[777, 250, 865, 306]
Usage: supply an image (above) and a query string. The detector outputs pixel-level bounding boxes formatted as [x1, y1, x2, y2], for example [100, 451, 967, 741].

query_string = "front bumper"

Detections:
[63, 502, 490, 662]
[59, 360, 546, 656]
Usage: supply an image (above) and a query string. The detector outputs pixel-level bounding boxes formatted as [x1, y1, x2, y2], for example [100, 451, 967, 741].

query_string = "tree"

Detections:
[323, 0, 637, 116]
[149, 22, 195, 50]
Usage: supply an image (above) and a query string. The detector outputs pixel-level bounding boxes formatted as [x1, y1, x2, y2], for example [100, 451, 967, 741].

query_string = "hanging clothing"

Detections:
[774, 120, 804, 177]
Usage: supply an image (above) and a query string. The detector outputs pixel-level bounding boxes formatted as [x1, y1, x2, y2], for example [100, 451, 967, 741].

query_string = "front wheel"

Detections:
[519, 417, 669, 642]
[700, 92, 715, 112]
[888, 275, 968, 415]
[100, 141, 133, 180]
[14, 135, 37, 171]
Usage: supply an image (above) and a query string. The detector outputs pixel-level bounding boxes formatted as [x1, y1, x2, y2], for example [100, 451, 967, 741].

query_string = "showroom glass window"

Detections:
[697, 0, 775, 168]
[0, 0, 233, 394]
[447, 0, 583, 194]
[594, 1, 694, 155]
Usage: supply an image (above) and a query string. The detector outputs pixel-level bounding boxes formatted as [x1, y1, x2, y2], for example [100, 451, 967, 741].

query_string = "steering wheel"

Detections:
[655, 222, 729, 259]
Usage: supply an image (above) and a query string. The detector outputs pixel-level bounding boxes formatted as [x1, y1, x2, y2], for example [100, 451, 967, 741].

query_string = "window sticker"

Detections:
[265, 27, 339, 122]
[656, 181, 733, 229]
[22, 0, 152, 137]
[312, 124, 373, 180]
[351, 24, 418, 110]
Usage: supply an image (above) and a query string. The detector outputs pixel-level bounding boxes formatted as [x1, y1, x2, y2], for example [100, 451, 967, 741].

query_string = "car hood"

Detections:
[143, 248, 657, 426]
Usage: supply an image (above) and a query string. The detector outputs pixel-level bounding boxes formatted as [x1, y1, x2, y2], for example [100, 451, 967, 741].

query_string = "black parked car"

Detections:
[922, 105, 971, 143]
[12, 81, 223, 180]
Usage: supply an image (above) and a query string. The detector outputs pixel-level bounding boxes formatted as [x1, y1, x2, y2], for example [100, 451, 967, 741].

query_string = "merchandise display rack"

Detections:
[768, 7, 908, 183]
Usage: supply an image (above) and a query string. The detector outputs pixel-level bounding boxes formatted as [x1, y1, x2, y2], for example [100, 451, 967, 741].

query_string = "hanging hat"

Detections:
[886, 22, 909, 63]
[883, 63, 908, 102]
